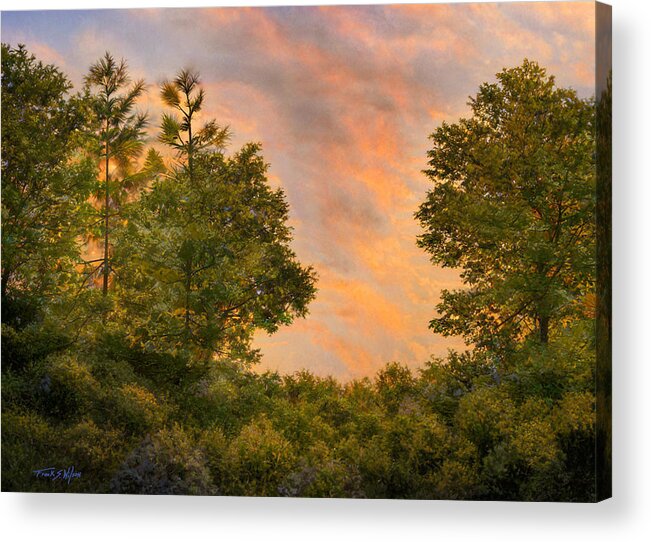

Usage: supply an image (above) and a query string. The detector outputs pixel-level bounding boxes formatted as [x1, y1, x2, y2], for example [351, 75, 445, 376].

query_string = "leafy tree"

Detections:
[153, 69, 230, 335]
[1, 43, 95, 328]
[416, 60, 595, 351]
[114, 70, 317, 362]
[84, 52, 150, 296]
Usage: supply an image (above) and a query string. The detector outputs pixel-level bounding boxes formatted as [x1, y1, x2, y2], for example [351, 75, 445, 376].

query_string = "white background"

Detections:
[0, 0, 648, 540]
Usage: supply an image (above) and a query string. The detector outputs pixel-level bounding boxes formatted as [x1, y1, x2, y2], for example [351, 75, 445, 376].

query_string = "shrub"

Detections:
[110, 424, 216, 495]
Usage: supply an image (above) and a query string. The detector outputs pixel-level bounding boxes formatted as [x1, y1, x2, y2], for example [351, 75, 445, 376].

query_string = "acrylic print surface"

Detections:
[1, 1, 611, 501]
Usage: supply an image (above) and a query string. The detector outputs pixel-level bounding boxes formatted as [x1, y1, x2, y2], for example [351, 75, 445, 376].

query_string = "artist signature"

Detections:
[33, 466, 82, 484]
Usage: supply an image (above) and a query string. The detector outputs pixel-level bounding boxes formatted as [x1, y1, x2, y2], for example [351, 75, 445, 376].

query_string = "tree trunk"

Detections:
[539, 315, 549, 344]
[102, 120, 110, 296]
[187, 118, 194, 183]
[1, 267, 10, 301]
[184, 263, 192, 337]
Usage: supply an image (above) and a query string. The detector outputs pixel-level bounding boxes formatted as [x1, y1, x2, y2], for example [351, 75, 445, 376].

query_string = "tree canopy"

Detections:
[1, 43, 95, 326]
[113, 70, 317, 363]
[416, 60, 596, 352]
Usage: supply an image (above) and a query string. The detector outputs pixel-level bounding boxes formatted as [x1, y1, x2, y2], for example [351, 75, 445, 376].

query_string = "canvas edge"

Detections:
[595, 0, 612, 503]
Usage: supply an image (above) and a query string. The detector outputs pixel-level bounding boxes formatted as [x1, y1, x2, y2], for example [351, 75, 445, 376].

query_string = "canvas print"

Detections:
[1, 1, 611, 501]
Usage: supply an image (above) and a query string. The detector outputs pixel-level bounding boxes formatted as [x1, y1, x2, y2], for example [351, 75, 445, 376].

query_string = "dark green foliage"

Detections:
[114, 147, 317, 362]
[595, 73, 612, 499]
[412, 60, 599, 501]
[1, 340, 596, 499]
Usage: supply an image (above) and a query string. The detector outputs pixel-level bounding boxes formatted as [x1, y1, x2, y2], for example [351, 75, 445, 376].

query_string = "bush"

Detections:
[221, 415, 296, 496]
[110, 424, 216, 495]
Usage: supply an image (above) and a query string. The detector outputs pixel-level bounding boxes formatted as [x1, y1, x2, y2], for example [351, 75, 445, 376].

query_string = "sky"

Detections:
[1, 1, 597, 380]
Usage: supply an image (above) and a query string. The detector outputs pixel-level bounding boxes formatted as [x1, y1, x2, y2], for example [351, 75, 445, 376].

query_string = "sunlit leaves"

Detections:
[1, 43, 96, 325]
[1, 47, 599, 501]
[85, 53, 148, 161]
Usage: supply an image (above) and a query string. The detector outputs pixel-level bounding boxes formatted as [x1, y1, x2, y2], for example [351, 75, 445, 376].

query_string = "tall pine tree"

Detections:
[85, 53, 149, 296]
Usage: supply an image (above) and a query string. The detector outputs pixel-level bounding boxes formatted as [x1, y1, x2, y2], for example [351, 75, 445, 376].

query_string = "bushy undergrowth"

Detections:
[1, 323, 595, 501]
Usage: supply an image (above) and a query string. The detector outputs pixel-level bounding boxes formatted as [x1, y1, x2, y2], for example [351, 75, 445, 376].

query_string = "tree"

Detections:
[158, 69, 230, 186]
[84, 52, 149, 296]
[416, 60, 595, 352]
[155, 69, 230, 334]
[114, 70, 317, 362]
[1, 43, 95, 324]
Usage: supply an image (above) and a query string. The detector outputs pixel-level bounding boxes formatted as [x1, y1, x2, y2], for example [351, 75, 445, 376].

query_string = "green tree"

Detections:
[416, 60, 595, 351]
[1, 43, 95, 325]
[158, 69, 230, 187]
[84, 52, 149, 296]
[114, 70, 317, 363]
[156, 69, 230, 334]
